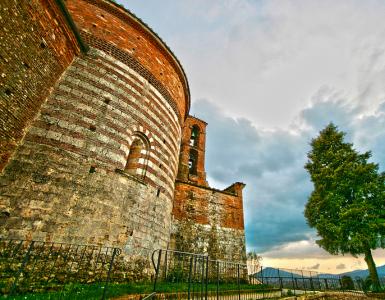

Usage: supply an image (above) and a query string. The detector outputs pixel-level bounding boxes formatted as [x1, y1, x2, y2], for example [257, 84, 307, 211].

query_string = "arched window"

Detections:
[190, 125, 200, 147]
[189, 148, 198, 175]
[125, 132, 150, 178]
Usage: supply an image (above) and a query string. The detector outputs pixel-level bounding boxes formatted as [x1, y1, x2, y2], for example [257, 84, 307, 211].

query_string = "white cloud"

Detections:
[123, 0, 385, 128]
[192, 96, 385, 256]
[120, 0, 385, 263]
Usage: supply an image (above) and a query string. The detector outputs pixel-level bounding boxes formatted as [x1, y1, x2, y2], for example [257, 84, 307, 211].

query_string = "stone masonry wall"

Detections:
[0, 46, 183, 257]
[0, 0, 80, 172]
[172, 181, 246, 262]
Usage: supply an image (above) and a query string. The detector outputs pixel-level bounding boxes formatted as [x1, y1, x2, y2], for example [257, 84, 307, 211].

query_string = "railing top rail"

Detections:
[152, 248, 208, 257]
[209, 259, 248, 265]
[0, 237, 122, 252]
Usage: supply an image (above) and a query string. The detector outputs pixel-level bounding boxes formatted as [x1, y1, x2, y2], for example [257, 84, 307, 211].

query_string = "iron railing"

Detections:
[151, 249, 368, 299]
[152, 249, 281, 299]
[0, 238, 120, 299]
[0, 240, 377, 299]
[254, 266, 366, 296]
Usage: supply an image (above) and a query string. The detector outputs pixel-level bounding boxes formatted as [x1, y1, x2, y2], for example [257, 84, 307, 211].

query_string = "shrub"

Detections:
[341, 275, 355, 290]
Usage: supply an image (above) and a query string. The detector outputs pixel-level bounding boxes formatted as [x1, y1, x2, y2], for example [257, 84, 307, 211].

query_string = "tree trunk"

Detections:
[364, 247, 381, 291]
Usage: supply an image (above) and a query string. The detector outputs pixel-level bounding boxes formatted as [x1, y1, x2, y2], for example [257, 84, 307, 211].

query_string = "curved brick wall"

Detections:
[66, 0, 190, 122]
[0, 0, 189, 257]
[0, 0, 80, 172]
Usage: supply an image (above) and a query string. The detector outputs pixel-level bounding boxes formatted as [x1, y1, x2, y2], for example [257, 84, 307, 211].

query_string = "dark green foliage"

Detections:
[341, 275, 355, 290]
[305, 123, 385, 289]
[363, 276, 373, 292]
[286, 289, 294, 296]
[165, 266, 187, 283]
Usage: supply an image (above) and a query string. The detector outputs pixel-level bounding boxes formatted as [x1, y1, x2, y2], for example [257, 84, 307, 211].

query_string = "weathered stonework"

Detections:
[172, 116, 246, 262]
[0, 0, 186, 258]
[0, 46, 180, 255]
[0, 0, 246, 263]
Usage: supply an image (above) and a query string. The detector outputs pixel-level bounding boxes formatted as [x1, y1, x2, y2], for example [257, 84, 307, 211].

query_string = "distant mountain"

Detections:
[253, 265, 385, 280]
[254, 267, 302, 279]
[255, 267, 324, 279]
[340, 264, 385, 279]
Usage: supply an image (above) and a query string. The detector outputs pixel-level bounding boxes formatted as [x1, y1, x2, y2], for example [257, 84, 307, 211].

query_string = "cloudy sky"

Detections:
[119, 0, 385, 273]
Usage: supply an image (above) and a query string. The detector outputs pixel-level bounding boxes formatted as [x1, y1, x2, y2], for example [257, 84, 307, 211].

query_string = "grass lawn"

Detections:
[2, 282, 275, 299]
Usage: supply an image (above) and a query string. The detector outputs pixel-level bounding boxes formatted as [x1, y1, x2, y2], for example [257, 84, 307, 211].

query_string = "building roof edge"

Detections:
[105, 0, 191, 117]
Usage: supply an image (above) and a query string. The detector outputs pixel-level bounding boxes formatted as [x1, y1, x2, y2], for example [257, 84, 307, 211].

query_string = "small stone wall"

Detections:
[172, 181, 246, 262]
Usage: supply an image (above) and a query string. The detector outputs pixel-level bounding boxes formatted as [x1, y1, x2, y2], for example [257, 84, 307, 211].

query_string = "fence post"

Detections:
[200, 257, 205, 300]
[102, 247, 120, 300]
[216, 261, 219, 300]
[153, 250, 162, 292]
[324, 278, 328, 291]
[188, 255, 193, 300]
[339, 275, 344, 293]
[237, 263, 240, 300]
[316, 273, 321, 291]
[164, 249, 168, 279]
[10, 240, 35, 295]
[301, 270, 306, 294]
[291, 271, 296, 296]
[205, 256, 209, 300]
[277, 268, 283, 297]
[310, 276, 314, 293]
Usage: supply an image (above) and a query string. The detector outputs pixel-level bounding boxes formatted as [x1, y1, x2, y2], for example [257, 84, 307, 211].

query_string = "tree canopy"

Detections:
[304, 123, 385, 289]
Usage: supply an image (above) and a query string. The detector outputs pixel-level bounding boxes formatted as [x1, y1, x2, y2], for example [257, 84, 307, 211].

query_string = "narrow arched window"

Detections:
[125, 132, 150, 178]
[190, 125, 200, 147]
[189, 148, 198, 175]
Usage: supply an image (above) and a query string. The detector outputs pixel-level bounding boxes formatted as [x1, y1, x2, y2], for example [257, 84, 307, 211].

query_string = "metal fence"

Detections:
[255, 266, 365, 296]
[0, 240, 373, 300]
[152, 249, 281, 299]
[0, 238, 120, 299]
[151, 249, 367, 300]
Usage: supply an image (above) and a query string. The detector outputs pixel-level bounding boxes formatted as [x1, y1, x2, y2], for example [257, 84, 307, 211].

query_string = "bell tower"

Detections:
[177, 116, 208, 187]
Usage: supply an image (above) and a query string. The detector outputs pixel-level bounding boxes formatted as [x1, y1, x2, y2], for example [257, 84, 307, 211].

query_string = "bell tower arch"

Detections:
[177, 116, 208, 186]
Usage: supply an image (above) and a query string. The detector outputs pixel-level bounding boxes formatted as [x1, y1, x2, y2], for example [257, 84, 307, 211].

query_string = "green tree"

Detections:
[304, 123, 385, 290]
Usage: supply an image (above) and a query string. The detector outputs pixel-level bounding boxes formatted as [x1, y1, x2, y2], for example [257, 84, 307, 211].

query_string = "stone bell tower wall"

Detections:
[172, 114, 247, 262]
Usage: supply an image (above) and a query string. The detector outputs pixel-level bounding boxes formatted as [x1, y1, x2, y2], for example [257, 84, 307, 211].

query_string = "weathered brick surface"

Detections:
[173, 182, 245, 230]
[0, 0, 80, 172]
[66, 0, 189, 122]
[177, 116, 208, 186]
[172, 114, 246, 261]
[0, 45, 182, 255]
[0, 0, 246, 263]
[172, 182, 246, 260]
